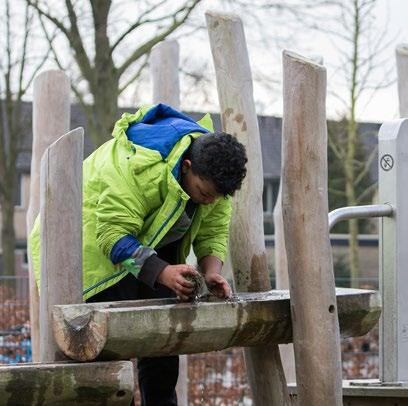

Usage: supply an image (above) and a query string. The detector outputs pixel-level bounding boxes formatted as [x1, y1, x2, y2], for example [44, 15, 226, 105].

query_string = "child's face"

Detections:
[181, 159, 221, 205]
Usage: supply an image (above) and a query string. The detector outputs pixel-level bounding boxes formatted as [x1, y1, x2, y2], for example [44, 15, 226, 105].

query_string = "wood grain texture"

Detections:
[52, 289, 381, 362]
[0, 361, 134, 405]
[206, 11, 289, 405]
[282, 50, 342, 405]
[27, 70, 71, 361]
[206, 12, 268, 292]
[40, 128, 84, 362]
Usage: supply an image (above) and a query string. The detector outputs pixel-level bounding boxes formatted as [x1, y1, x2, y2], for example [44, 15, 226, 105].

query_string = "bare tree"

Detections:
[27, 0, 202, 147]
[322, 0, 393, 287]
[0, 0, 49, 276]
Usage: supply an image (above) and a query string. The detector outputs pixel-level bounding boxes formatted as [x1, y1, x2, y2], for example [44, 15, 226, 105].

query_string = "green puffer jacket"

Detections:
[29, 105, 232, 300]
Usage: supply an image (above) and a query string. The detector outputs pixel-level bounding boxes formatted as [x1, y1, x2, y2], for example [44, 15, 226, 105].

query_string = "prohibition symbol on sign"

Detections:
[380, 154, 394, 171]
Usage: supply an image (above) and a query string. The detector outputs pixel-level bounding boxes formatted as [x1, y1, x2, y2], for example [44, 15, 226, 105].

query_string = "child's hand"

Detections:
[157, 264, 198, 301]
[205, 273, 231, 298]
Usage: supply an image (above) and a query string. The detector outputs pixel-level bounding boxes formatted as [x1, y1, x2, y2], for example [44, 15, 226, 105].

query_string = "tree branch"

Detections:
[328, 187, 346, 197]
[356, 181, 377, 204]
[110, 0, 169, 54]
[354, 145, 377, 187]
[328, 132, 345, 160]
[117, 0, 201, 76]
[118, 55, 149, 95]
[26, 0, 70, 37]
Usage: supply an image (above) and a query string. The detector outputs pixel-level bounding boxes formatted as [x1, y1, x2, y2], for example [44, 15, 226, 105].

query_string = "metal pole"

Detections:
[328, 204, 393, 231]
[379, 119, 408, 383]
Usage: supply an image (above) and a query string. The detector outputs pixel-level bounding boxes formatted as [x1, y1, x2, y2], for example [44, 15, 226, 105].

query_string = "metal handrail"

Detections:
[328, 204, 394, 231]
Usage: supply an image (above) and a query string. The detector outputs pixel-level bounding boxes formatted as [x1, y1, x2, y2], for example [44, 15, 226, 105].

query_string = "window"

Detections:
[263, 179, 279, 215]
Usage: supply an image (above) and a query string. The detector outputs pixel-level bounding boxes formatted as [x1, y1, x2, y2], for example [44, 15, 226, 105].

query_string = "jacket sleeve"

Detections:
[193, 197, 232, 262]
[95, 170, 149, 259]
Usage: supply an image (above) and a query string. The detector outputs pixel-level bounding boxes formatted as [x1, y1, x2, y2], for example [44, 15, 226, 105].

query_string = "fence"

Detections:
[0, 274, 379, 403]
[0, 275, 31, 363]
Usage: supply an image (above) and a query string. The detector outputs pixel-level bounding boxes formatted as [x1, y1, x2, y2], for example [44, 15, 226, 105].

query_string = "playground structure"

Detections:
[0, 11, 407, 406]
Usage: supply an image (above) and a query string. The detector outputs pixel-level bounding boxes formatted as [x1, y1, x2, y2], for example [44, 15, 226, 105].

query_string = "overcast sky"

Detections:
[171, 0, 408, 123]
[17, 0, 408, 124]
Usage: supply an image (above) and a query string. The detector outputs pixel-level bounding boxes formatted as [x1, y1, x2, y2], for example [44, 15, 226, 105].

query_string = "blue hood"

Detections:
[126, 104, 209, 159]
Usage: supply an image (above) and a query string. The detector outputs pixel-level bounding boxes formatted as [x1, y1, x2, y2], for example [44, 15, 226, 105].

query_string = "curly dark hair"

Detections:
[185, 132, 247, 196]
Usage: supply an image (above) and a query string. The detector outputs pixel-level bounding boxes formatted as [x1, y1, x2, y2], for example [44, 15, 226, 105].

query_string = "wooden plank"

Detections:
[396, 44, 408, 117]
[0, 361, 134, 405]
[206, 11, 289, 405]
[53, 288, 381, 362]
[27, 70, 71, 361]
[281, 50, 342, 405]
[40, 129, 84, 362]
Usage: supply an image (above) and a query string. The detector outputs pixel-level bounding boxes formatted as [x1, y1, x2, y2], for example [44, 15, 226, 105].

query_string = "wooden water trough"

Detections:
[53, 288, 380, 362]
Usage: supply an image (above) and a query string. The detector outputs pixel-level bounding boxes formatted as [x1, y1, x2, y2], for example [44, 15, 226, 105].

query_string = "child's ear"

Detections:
[182, 159, 192, 174]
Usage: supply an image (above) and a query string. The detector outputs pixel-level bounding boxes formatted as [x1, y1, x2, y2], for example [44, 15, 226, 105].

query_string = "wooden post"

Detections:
[150, 39, 187, 405]
[396, 44, 408, 117]
[151, 40, 180, 108]
[206, 12, 289, 405]
[27, 70, 70, 361]
[281, 50, 342, 405]
[273, 185, 296, 383]
[39, 128, 83, 362]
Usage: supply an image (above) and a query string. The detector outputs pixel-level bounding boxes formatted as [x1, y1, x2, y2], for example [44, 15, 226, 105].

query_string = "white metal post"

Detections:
[379, 119, 408, 383]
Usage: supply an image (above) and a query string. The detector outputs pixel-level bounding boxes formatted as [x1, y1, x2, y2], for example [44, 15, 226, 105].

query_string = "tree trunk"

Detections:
[348, 218, 360, 288]
[1, 190, 16, 276]
[88, 79, 119, 146]
[346, 0, 361, 289]
[345, 116, 359, 288]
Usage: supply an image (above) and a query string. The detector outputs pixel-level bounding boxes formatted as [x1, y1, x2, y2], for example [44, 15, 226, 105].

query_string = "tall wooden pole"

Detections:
[281, 50, 342, 405]
[151, 40, 181, 108]
[150, 40, 188, 406]
[27, 70, 70, 361]
[206, 12, 289, 405]
[39, 128, 83, 362]
[273, 184, 296, 383]
[396, 44, 408, 118]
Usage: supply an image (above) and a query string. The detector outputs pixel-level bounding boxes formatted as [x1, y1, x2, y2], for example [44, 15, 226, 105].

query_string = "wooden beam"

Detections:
[27, 70, 71, 361]
[205, 11, 289, 405]
[281, 50, 342, 405]
[53, 288, 381, 362]
[40, 128, 84, 362]
[396, 44, 408, 118]
[0, 361, 134, 405]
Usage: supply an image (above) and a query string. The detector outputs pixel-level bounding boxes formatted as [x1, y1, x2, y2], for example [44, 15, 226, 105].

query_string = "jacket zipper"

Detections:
[84, 198, 183, 297]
